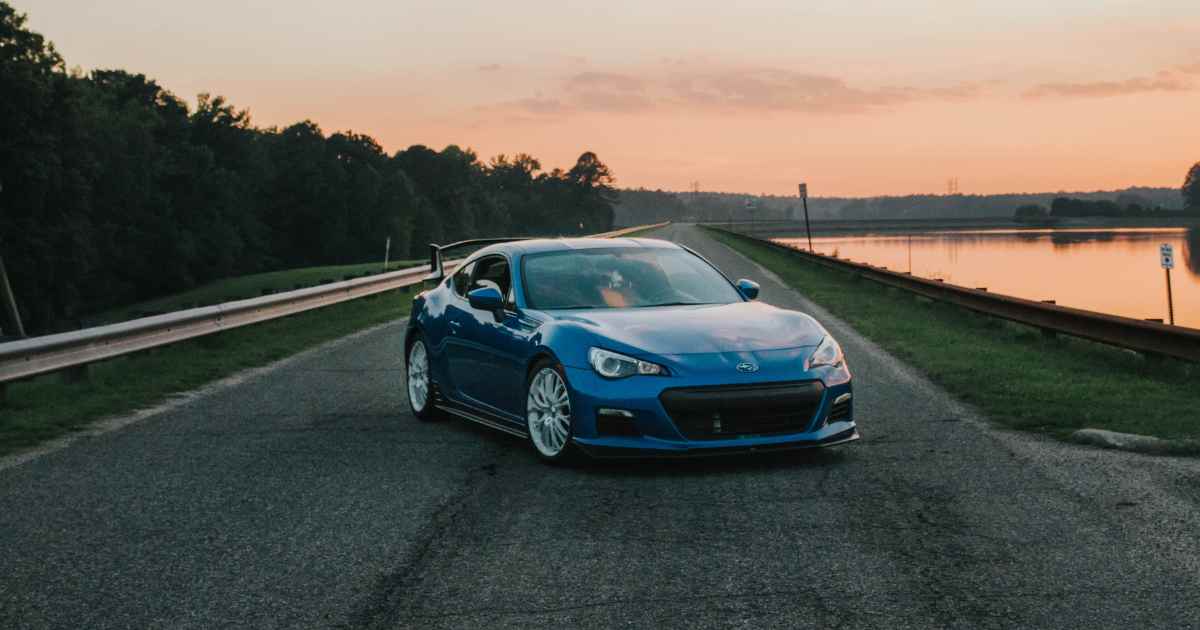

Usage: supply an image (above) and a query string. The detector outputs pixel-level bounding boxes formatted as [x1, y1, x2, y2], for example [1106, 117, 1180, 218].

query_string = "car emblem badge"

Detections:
[736, 362, 759, 373]
[712, 412, 722, 433]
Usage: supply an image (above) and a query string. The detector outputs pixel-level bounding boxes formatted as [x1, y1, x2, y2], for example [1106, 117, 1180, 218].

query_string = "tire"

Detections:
[525, 358, 578, 464]
[406, 333, 440, 420]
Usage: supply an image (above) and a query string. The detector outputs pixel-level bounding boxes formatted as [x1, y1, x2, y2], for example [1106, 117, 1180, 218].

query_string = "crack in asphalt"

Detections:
[343, 450, 515, 630]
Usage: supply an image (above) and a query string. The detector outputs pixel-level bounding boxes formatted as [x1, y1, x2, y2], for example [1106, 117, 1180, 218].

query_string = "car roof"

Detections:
[473, 237, 681, 258]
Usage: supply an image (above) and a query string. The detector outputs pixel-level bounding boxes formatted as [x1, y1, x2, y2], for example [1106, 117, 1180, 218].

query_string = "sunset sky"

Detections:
[19, 0, 1200, 196]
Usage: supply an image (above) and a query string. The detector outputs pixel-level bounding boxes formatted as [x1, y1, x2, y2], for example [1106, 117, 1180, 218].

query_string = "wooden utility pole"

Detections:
[0, 178, 25, 339]
[0, 253, 24, 338]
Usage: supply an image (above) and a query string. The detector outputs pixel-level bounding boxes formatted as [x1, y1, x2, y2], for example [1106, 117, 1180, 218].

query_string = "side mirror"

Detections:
[736, 279, 760, 301]
[467, 286, 505, 319]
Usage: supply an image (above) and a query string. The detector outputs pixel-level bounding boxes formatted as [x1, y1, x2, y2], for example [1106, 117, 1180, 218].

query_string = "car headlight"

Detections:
[589, 347, 666, 378]
[805, 335, 844, 370]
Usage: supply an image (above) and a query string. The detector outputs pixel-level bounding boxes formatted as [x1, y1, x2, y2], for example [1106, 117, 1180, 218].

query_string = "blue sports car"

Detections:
[404, 236, 858, 462]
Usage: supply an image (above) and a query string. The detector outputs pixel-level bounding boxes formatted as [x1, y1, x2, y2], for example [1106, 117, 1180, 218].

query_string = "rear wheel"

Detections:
[407, 335, 439, 420]
[525, 360, 577, 463]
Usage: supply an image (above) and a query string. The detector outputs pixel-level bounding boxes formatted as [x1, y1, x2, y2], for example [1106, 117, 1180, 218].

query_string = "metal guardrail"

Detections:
[0, 263, 450, 384]
[707, 226, 1200, 363]
[0, 222, 669, 384]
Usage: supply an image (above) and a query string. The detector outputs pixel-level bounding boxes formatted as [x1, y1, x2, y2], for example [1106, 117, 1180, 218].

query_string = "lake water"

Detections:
[775, 227, 1200, 329]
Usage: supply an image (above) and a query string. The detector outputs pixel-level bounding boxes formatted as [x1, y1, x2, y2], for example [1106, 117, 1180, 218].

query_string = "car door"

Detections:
[456, 255, 530, 420]
[441, 260, 477, 401]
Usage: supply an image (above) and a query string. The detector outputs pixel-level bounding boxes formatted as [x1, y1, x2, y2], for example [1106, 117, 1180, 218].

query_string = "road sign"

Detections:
[798, 183, 808, 199]
[1161, 243, 1174, 269]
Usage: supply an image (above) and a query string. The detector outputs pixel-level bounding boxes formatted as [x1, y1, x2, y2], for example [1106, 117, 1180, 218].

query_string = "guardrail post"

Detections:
[1039, 301, 1058, 339]
[61, 364, 89, 384]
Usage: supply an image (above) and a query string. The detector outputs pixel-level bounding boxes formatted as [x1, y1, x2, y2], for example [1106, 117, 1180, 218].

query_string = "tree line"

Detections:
[614, 184, 1195, 227]
[1014, 173, 1200, 222]
[0, 2, 616, 335]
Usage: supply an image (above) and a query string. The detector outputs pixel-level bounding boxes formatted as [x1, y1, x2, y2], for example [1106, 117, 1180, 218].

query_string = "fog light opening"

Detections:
[825, 392, 852, 427]
[596, 408, 641, 437]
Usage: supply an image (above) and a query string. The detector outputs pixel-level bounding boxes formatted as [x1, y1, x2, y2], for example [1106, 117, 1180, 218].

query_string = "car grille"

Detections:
[659, 381, 825, 440]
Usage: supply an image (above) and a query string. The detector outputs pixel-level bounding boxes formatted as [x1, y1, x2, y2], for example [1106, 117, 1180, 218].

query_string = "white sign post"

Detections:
[1161, 244, 1175, 325]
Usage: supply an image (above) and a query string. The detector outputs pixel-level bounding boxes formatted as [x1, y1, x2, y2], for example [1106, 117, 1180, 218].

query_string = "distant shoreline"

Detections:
[713, 216, 1200, 237]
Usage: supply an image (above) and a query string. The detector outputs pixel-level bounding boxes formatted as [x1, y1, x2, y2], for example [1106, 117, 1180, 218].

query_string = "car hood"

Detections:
[545, 301, 826, 355]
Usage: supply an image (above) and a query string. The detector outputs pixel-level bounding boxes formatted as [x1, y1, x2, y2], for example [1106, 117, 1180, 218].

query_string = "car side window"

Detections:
[452, 262, 475, 297]
[470, 256, 513, 308]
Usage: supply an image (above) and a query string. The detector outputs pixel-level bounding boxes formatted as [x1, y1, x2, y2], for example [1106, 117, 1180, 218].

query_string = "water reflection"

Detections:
[776, 227, 1199, 328]
[1049, 232, 1115, 247]
[1186, 227, 1200, 274]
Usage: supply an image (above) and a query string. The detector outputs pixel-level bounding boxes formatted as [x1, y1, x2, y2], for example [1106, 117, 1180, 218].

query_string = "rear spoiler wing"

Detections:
[427, 237, 531, 281]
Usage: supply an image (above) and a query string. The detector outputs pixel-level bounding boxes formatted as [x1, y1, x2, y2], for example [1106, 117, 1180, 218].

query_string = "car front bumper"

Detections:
[562, 364, 857, 458]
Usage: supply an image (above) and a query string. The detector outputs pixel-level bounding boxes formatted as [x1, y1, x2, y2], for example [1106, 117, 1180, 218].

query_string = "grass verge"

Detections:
[1, 288, 413, 456]
[705, 227, 1200, 451]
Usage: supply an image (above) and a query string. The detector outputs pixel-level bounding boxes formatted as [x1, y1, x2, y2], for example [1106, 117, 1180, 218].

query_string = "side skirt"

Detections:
[437, 403, 529, 438]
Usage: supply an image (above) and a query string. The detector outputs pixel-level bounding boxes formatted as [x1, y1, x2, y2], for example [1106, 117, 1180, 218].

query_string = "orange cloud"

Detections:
[484, 64, 983, 119]
[563, 72, 653, 112]
[1024, 74, 1193, 99]
[665, 69, 981, 113]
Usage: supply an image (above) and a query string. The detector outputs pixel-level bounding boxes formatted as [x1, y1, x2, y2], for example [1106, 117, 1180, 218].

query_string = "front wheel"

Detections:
[525, 360, 577, 463]
[406, 335, 439, 420]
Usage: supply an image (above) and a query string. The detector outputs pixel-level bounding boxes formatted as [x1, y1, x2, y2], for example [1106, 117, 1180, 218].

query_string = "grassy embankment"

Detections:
[705, 227, 1200, 451]
[1, 267, 417, 456]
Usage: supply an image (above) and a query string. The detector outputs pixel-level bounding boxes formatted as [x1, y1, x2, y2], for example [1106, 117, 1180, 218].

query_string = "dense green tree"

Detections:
[1184, 162, 1200, 210]
[1051, 197, 1124, 218]
[487, 153, 543, 232]
[564, 151, 617, 233]
[1013, 204, 1049, 223]
[0, 1, 618, 333]
[1, 2, 88, 328]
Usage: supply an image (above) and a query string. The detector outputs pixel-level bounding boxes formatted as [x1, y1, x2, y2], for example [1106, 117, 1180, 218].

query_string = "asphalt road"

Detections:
[3, 223, 1200, 629]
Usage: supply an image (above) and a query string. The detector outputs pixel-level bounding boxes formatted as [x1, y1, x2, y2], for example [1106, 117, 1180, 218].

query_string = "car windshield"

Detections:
[522, 247, 743, 309]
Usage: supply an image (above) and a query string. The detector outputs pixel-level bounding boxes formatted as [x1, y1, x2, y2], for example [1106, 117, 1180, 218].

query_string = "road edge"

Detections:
[1070, 428, 1199, 455]
[0, 317, 407, 473]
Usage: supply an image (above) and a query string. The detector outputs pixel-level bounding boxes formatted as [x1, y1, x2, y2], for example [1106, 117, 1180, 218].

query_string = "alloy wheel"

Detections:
[526, 367, 572, 457]
[407, 340, 430, 413]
